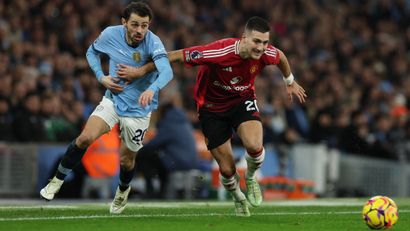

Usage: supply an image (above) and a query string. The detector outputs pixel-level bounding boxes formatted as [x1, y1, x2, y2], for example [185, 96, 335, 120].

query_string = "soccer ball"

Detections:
[362, 196, 399, 229]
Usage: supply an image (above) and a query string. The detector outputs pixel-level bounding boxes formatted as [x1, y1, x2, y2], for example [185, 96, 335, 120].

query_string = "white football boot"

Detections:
[234, 198, 251, 217]
[110, 186, 131, 214]
[40, 176, 64, 201]
[245, 176, 263, 207]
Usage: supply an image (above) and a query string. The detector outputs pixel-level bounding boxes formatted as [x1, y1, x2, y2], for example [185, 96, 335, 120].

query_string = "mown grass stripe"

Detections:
[1, 210, 408, 222]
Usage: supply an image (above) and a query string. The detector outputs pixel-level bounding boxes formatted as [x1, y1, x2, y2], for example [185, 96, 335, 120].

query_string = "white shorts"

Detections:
[91, 96, 151, 152]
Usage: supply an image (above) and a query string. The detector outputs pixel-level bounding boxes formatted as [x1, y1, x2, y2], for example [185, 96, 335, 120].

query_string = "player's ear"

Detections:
[241, 32, 246, 39]
[121, 18, 127, 26]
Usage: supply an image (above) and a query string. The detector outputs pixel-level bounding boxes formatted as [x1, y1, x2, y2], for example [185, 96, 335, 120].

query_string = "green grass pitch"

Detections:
[0, 198, 408, 231]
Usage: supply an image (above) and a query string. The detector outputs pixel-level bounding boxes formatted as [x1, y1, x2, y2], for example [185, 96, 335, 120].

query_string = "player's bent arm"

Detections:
[276, 49, 294, 86]
[277, 49, 291, 77]
[131, 49, 184, 79]
[86, 45, 105, 83]
[147, 56, 173, 93]
[276, 49, 307, 103]
[168, 49, 184, 63]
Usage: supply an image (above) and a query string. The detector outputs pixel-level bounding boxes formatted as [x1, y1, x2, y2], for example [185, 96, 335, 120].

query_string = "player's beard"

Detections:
[125, 28, 143, 46]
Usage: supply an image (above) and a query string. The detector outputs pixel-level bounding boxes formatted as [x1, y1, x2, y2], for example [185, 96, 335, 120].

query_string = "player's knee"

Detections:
[241, 136, 263, 153]
[219, 166, 236, 178]
[120, 156, 135, 171]
[245, 143, 263, 154]
[76, 133, 95, 149]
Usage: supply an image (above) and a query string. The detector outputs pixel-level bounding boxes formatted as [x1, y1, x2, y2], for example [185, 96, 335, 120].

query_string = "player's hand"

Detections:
[116, 64, 145, 82]
[285, 80, 307, 103]
[101, 76, 123, 93]
[138, 89, 155, 107]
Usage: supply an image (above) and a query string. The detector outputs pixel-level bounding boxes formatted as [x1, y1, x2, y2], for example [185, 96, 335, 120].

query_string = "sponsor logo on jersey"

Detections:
[118, 49, 127, 56]
[213, 81, 251, 92]
[190, 50, 203, 60]
[230, 76, 242, 85]
[133, 52, 141, 62]
[250, 65, 258, 74]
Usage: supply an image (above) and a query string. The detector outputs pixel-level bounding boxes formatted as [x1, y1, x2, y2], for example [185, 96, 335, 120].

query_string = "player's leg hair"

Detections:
[118, 143, 137, 191]
[236, 120, 264, 179]
[211, 140, 246, 201]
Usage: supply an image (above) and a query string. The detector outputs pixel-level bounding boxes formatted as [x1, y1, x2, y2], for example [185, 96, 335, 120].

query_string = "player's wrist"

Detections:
[135, 65, 150, 78]
[96, 71, 104, 83]
[283, 73, 294, 86]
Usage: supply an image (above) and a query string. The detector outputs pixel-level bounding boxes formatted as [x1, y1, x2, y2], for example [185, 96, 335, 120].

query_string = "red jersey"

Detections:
[183, 38, 281, 112]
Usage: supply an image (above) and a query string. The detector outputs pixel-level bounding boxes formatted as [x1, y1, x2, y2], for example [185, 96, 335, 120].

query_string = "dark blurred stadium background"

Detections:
[0, 0, 410, 200]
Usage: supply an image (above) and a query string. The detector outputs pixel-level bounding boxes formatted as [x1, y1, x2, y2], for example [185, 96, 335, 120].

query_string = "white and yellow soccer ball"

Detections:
[362, 196, 399, 229]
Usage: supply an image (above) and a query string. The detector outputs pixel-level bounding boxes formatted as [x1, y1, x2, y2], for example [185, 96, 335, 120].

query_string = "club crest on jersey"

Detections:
[190, 50, 203, 60]
[133, 52, 141, 62]
[230, 76, 242, 85]
[250, 65, 258, 74]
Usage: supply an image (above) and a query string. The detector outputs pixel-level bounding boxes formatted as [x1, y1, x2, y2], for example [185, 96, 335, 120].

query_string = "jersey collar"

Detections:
[235, 40, 240, 54]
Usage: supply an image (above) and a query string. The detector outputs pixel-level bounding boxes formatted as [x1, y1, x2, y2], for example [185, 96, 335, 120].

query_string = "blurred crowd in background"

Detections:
[1, 0, 410, 162]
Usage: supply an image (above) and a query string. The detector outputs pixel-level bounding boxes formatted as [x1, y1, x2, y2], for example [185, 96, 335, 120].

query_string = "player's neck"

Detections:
[238, 40, 250, 59]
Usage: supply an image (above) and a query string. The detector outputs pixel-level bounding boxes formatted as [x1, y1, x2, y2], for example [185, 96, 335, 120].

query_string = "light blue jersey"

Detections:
[86, 25, 173, 117]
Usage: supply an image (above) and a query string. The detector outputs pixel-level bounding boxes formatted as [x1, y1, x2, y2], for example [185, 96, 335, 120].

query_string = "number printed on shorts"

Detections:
[245, 100, 259, 112]
[132, 129, 147, 144]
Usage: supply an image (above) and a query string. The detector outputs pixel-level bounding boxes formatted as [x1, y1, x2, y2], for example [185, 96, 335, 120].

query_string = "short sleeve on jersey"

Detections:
[92, 28, 111, 53]
[182, 39, 237, 67]
[263, 45, 281, 65]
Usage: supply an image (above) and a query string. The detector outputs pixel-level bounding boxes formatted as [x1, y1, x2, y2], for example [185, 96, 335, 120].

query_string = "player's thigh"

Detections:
[80, 97, 117, 144]
[198, 110, 232, 150]
[210, 139, 236, 173]
[81, 116, 111, 139]
[231, 99, 263, 151]
[119, 114, 151, 153]
[236, 120, 263, 151]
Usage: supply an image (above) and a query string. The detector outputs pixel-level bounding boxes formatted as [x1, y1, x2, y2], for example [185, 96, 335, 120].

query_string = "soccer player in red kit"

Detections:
[117, 16, 307, 216]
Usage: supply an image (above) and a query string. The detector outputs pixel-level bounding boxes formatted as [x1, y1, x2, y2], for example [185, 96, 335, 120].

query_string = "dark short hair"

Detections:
[123, 1, 153, 21]
[245, 16, 270, 33]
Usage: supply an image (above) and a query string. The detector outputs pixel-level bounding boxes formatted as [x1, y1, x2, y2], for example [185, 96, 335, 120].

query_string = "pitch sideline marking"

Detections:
[0, 200, 369, 209]
[0, 210, 408, 222]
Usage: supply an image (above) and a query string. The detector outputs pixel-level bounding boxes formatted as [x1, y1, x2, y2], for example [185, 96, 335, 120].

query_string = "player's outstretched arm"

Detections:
[117, 50, 184, 82]
[276, 49, 307, 103]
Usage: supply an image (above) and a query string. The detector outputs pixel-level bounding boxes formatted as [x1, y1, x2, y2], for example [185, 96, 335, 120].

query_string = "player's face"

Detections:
[122, 13, 150, 45]
[244, 30, 269, 59]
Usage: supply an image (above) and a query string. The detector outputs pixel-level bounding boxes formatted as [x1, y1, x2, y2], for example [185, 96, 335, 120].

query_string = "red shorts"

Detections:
[198, 98, 261, 150]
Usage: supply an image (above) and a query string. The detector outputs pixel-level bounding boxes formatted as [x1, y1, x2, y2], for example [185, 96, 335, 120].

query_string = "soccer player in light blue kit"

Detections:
[40, 2, 172, 214]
